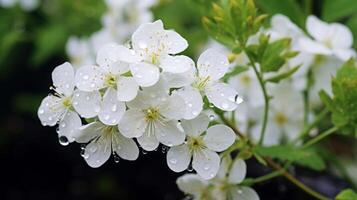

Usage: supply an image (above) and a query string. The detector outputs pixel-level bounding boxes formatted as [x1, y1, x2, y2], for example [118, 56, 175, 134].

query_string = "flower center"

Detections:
[103, 126, 115, 138]
[192, 76, 210, 91]
[187, 136, 205, 153]
[144, 107, 160, 121]
[274, 112, 287, 125]
[62, 96, 72, 108]
[105, 73, 117, 87]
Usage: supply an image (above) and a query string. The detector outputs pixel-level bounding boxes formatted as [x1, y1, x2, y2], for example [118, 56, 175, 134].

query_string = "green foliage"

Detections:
[255, 0, 305, 27]
[322, 0, 357, 22]
[202, 0, 267, 50]
[265, 65, 300, 83]
[336, 189, 357, 200]
[320, 59, 357, 137]
[222, 65, 249, 82]
[347, 16, 357, 49]
[254, 145, 326, 171]
[245, 35, 297, 73]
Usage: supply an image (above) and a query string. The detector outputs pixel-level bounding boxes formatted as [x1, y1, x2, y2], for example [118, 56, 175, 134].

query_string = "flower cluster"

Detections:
[222, 14, 356, 146]
[66, 0, 157, 68]
[0, 0, 38, 11]
[38, 20, 242, 179]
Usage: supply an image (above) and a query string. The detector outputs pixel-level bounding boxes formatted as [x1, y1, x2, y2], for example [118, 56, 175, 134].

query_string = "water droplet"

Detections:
[169, 158, 177, 164]
[90, 83, 95, 88]
[48, 116, 53, 121]
[61, 123, 66, 128]
[209, 115, 215, 120]
[39, 109, 44, 114]
[235, 95, 243, 104]
[94, 106, 100, 113]
[192, 111, 199, 116]
[83, 75, 89, 80]
[138, 41, 147, 49]
[80, 144, 86, 150]
[141, 149, 148, 155]
[113, 153, 120, 163]
[89, 145, 97, 153]
[161, 146, 168, 153]
[75, 93, 80, 97]
[58, 136, 69, 146]
[73, 101, 78, 106]
[86, 96, 90, 101]
[188, 103, 193, 107]
[104, 115, 110, 120]
[203, 164, 210, 170]
[111, 104, 117, 112]
[209, 103, 214, 108]
[111, 119, 117, 124]
[237, 189, 243, 194]
[56, 127, 60, 134]
[220, 93, 225, 97]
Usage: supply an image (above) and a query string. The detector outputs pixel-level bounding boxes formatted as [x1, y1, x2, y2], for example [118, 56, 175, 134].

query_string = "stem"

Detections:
[302, 126, 338, 149]
[292, 107, 330, 144]
[266, 158, 331, 200]
[246, 55, 270, 145]
[304, 0, 312, 15]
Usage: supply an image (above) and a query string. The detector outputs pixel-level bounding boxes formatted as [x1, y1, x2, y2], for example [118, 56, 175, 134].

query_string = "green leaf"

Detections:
[254, 145, 326, 171]
[265, 65, 300, 83]
[326, 59, 357, 136]
[222, 65, 249, 82]
[255, 0, 305, 27]
[31, 25, 68, 66]
[322, 0, 357, 22]
[336, 189, 357, 200]
[260, 38, 292, 72]
[347, 15, 357, 49]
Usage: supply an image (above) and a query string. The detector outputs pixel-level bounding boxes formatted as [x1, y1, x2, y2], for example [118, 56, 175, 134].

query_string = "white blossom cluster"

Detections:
[38, 20, 243, 181]
[0, 0, 38, 11]
[215, 14, 357, 146]
[66, 0, 157, 68]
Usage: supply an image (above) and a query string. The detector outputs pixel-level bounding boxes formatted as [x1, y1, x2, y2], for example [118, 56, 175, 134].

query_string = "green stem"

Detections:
[304, 0, 312, 15]
[302, 126, 338, 149]
[246, 55, 270, 145]
[292, 107, 330, 144]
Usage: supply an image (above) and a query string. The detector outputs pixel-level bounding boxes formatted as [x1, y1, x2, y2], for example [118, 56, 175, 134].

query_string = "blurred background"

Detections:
[1, 0, 357, 199]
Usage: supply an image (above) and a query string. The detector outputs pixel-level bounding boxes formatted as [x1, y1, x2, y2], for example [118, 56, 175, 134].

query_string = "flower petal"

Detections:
[112, 130, 139, 161]
[96, 43, 139, 68]
[52, 62, 75, 96]
[306, 15, 330, 42]
[161, 67, 196, 88]
[205, 82, 242, 111]
[166, 144, 191, 172]
[193, 149, 220, 180]
[229, 187, 260, 200]
[75, 65, 106, 91]
[98, 88, 126, 125]
[330, 23, 354, 49]
[160, 93, 186, 120]
[58, 110, 81, 143]
[228, 159, 247, 184]
[164, 30, 188, 54]
[181, 113, 209, 137]
[175, 86, 203, 120]
[117, 76, 139, 102]
[72, 90, 101, 118]
[204, 124, 236, 152]
[299, 38, 332, 55]
[130, 62, 160, 87]
[37, 95, 65, 126]
[73, 122, 103, 143]
[83, 135, 111, 168]
[118, 109, 147, 138]
[137, 129, 160, 151]
[197, 48, 229, 81]
[132, 20, 164, 52]
[333, 48, 356, 61]
[176, 174, 208, 196]
[155, 120, 185, 147]
[159, 55, 194, 73]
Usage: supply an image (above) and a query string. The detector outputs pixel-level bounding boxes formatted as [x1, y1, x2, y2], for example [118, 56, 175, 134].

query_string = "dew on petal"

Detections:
[58, 136, 69, 146]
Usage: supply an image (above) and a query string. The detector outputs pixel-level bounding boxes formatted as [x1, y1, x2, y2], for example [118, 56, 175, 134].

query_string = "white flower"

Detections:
[176, 157, 259, 200]
[73, 121, 139, 168]
[118, 83, 186, 151]
[175, 48, 243, 120]
[176, 174, 212, 200]
[122, 20, 194, 87]
[66, 36, 95, 68]
[166, 113, 236, 179]
[38, 63, 85, 143]
[251, 81, 304, 145]
[300, 15, 356, 61]
[211, 157, 260, 200]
